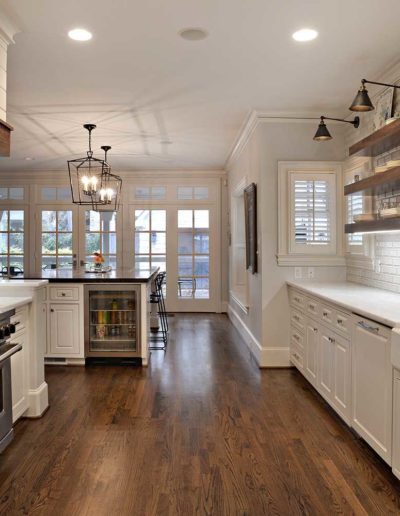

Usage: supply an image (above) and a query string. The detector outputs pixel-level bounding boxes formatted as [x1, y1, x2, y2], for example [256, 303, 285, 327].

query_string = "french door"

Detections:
[129, 205, 219, 312]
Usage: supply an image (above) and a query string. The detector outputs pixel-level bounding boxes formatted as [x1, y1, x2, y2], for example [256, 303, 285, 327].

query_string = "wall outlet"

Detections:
[295, 267, 302, 279]
[307, 267, 315, 279]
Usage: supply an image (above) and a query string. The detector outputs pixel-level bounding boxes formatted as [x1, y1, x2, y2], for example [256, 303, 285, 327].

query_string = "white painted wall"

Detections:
[227, 116, 347, 367]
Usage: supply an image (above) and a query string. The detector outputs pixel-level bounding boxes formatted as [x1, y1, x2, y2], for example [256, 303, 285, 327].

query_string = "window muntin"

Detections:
[290, 172, 336, 254]
[134, 209, 166, 272]
[0, 210, 24, 272]
[85, 211, 117, 268]
[177, 209, 210, 299]
[41, 210, 73, 269]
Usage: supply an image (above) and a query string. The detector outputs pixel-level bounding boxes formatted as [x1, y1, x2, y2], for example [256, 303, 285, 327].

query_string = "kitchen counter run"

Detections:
[13, 267, 159, 284]
[287, 280, 400, 328]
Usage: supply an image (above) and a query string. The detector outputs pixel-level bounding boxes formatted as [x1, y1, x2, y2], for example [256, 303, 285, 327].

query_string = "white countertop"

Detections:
[0, 279, 48, 288]
[287, 281, 400, 328]
[0, 296, 32, 314]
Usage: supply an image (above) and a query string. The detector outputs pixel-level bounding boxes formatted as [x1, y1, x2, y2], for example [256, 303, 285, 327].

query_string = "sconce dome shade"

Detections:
[313, 121, 332, 141]
[349, 87, 374, 112]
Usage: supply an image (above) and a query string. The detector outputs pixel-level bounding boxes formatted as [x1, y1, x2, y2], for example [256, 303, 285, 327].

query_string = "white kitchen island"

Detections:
[0, 280, 49, 422]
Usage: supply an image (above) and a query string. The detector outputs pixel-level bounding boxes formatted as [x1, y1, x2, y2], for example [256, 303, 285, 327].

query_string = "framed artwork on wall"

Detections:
[372, 87, 394, 131]
[244, 182, 257, 274]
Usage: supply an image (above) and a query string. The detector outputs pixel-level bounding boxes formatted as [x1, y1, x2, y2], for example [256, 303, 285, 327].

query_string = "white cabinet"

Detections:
[332, 334, 351, 423]
[392, 369, 400, 479]
[49, 303, 80, 355]
[305, 322, 318, 387]
[352, 317, 392, 463]
[10, 306, 30, 423]
[318, 328, 334, 400]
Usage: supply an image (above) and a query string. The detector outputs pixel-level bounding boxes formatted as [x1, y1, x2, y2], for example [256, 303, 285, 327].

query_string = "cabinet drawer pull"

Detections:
[293, 352, 300, 360]
[293, 315, 300, 321]
[358, 321, 379, 333]
[309, 304, 315, 311]
[50, 308, 54, 313]
[313, 327, 318, 333]
[61, 292, 66, 297]
[293, 334, 300, 341]
[328, 336, 335, 343]
[323, 311, 328, 317]
[337, 318, 343, 325]
[294, 297, 301, 303]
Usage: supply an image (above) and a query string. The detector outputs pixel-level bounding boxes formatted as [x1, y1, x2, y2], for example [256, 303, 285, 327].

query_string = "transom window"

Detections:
[85, 211, 117, 268]
[41, 210, 73, 269]
[0, 188, 24, 201]
[134, 210, 166, 271]
[0, 210, 24, 273]
[177, 209, 210, 299]
[177, 186, 209, 200]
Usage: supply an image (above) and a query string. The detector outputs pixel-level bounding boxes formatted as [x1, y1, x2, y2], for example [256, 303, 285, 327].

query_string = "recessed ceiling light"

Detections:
[179, 28, 208, 41]
[292, 28, 318, 42]
[68, 28, 92, 42]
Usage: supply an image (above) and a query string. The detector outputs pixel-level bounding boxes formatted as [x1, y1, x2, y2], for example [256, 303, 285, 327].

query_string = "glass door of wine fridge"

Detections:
[84, 285, 141, 357]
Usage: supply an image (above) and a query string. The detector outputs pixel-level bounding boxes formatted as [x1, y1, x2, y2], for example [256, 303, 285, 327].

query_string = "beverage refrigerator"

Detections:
[84, 285, 141, 359]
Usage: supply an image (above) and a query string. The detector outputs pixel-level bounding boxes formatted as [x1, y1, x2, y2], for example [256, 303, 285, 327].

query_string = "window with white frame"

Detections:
[0, 209, 25, 272]
[278, 161, 343, 265]
[41, 210, 73, 269]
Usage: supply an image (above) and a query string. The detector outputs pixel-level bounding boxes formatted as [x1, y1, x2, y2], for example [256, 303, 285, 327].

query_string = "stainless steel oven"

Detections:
[0, 309, 22, 454]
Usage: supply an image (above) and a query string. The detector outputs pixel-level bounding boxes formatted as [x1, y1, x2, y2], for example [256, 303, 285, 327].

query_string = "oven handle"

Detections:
[0, 343, 22, 363]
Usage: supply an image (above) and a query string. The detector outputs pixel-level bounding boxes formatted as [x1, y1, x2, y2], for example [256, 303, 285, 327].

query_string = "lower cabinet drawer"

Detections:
[291, 309, 305, 332]
[49, 286, 79, 301]
[334, 309, 351, 336]
[290, 326, 304, 351]
[11, 306, 28, 333]
[290, 342, 304, 371]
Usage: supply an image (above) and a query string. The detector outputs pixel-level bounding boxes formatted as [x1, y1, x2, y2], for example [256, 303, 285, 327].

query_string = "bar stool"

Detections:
[149, 272, 168, 350]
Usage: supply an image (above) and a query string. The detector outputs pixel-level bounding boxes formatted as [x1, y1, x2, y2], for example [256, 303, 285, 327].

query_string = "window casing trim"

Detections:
[278, 161, 344, 266]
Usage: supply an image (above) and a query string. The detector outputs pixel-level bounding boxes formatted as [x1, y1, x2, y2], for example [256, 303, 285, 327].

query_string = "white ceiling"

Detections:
[1, 0, 400, 172]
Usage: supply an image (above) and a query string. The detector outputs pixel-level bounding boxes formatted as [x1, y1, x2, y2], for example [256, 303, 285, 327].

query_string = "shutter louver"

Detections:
[347, 193, 363, 245]
[294, 179, 330, 245]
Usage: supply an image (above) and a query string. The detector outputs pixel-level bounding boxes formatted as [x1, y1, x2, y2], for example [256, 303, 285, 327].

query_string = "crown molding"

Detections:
[225, 110, 334, 171]
[0, 6, 20, 45]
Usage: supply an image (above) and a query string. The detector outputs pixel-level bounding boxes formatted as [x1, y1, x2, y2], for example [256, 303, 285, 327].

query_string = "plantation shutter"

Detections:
[293, 179, 331, 245]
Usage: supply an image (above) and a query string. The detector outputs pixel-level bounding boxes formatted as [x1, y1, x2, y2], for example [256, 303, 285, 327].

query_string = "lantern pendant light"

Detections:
[93, 146, 122, 213]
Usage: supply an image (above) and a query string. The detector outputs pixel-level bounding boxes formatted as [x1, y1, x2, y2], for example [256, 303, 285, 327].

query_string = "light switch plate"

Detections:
[307, 267, 315, 279]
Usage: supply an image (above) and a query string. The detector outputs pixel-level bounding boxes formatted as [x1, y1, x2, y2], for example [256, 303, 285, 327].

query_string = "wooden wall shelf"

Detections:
[349, 119, 400, 157]
[344, 167, 400, 196]
[0, 119, 13, 157]
[345, 218, 400, 234]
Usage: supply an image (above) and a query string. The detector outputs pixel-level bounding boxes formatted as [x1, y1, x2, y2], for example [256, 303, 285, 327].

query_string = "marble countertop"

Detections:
[287, 280, 400, 328]
[0, 279, 48, 288]
[0, 296, 32, 314]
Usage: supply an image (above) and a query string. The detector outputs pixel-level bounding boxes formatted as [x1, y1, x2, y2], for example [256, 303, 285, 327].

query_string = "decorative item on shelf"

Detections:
[353, 213, 376, 222]
[354, 174, 360, 182]
[68, 124, 122, 211]
[349, 78, 400, 115]
[313, 115, 359, 141]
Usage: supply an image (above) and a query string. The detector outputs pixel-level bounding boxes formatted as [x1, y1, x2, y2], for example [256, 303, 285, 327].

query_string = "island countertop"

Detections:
[13, 267, 160, 284]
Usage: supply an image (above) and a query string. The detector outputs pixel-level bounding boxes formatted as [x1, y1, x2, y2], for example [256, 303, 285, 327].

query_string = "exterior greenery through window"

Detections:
[41, 210, 73, 269]
[85, 211, 117, 268]
[0, 210, 24, 272]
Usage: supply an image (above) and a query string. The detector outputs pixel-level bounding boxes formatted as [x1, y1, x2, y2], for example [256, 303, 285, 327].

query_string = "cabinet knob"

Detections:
[61, 292, 66, 297]
[323, 311, 328, 317]
[50, 308, 54, 313]
[313, 327, 318, 333]
[337, 319, 343, 325]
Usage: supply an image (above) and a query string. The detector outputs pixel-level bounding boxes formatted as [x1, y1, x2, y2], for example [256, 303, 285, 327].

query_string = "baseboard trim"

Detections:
[228, 304, 291, 367]
[26, 381, 49, 418]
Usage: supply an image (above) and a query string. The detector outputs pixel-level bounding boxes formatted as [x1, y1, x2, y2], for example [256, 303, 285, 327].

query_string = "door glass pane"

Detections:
[42, 233, 56, 254]
[0, 234, 7, 253]
[195, 278, 209, 299]
[9, 233, 23, 254]
[194, 210, 209, 228]
[151, 255, 166, 272]
[0, 211, 8, 231]
[86, 211, 100, 231]
[194, 256, 209, 275]
[135, 255, 151, 270]
[135, 233, 149, 254]
[42, 211, 56, 231]
[9, 211, 24, 231]
[178, 210, 193, 228]
[194, 232, 209, 253]
[150, 232, 166, 254]
[152, 210, 166, 231]
[58, 256, 73, 268]
[85, 210, 117, 268]
[86, 233, 101, 254]
[102, 233, 117, 254]
[135, 210, 150, 231]
[178, 255, 192, 276]
[178, 232, 193, 254]
[58, 211, 73, 231]
[58, 233, 73, 254]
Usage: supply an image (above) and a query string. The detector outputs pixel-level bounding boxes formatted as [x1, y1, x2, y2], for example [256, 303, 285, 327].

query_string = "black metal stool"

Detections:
[149, 272, 168, 350]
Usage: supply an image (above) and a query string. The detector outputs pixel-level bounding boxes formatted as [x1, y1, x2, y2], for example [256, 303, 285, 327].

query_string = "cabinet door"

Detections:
[318, 330, 334, 400]
[352, 318, 392, 463]
[49, 304, 80, 355]
[305, 323, 318, 386]
[10, 332, 28, 422]
[393, 370, 400, 480]
[332, 334, 351, 423]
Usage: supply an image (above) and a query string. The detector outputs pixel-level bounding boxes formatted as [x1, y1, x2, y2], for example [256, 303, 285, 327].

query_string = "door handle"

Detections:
[357, 321, 379, 334]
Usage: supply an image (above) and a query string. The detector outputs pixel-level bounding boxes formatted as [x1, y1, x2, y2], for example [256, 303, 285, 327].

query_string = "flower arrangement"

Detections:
[93, 251, 105, 268]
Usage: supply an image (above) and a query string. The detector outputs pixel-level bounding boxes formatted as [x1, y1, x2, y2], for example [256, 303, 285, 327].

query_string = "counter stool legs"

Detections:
[149, 272, 168, 350]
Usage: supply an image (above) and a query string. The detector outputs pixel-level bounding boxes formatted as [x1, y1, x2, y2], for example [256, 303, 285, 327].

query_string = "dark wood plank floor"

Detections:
[0, 314, 399, 515]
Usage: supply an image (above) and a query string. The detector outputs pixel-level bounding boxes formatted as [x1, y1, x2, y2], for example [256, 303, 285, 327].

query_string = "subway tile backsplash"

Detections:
[347, 234, 400, 293]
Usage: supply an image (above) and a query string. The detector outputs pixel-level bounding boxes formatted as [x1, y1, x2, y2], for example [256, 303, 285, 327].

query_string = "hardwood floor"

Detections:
[0, 313, 399, 515]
